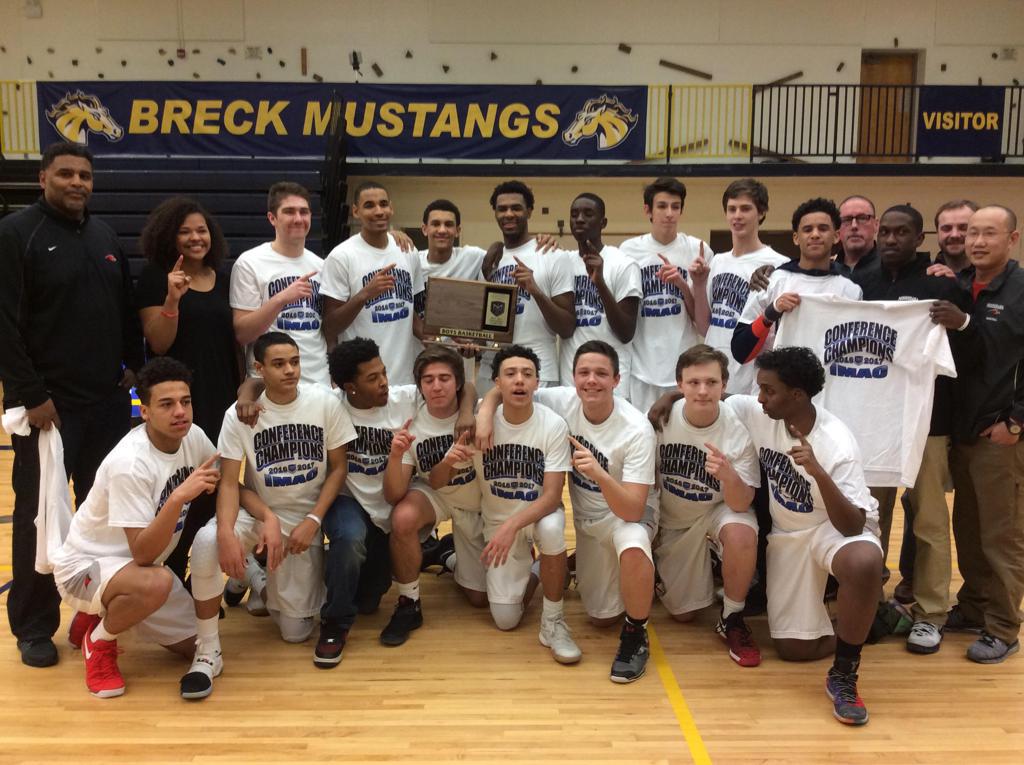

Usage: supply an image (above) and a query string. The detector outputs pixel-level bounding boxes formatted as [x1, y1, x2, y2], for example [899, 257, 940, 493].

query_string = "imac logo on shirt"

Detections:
[348, 425, 393, 475]
[823, 321, 897, 380]
[573, 275, 606, 327]
[569, 434, 608, 493]
[416, 435, 477, 486]
[639, 264, 683, 318]
[268, 275, 324, 330]
[492, 264, 530, 314]
[759, 448, 813, 514]
[710, 273, 749, 329]
[482, 443, 544, 501]
[659, 442, 718, 502]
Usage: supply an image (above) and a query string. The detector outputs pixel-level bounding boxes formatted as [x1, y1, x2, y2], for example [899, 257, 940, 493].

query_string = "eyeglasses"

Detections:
[840, 214, 875, 226]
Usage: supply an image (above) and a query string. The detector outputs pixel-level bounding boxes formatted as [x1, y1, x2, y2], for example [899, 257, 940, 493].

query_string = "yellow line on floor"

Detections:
[648, 624, 712, 765]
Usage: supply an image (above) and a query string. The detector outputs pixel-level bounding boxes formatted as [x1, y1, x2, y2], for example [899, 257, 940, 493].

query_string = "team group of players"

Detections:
[34, 169, 1024, 728]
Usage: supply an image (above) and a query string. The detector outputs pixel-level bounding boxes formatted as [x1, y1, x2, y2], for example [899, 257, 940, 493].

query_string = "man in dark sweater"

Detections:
[853, 205, 970, 654]
[0, 143, 143, 668]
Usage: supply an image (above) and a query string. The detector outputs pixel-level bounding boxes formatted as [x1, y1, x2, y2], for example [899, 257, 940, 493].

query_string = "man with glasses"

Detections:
[836, 196, 880, 277]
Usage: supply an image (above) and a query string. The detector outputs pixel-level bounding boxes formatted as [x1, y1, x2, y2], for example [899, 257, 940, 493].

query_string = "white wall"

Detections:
[1, 0, 1021, 85]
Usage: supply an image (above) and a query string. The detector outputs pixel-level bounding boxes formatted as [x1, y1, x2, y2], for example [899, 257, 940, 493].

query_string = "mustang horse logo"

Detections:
[46, 90, 124, 145]
[562, 94, 639, 151]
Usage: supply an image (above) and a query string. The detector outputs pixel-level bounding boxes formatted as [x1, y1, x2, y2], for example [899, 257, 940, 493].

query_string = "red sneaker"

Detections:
[68, 611, 101, 649]
[82, 629, 125, 698]
[716, 612, 762, 667]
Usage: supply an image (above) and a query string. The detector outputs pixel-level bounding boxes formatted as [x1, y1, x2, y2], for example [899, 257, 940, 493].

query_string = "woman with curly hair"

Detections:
[136, 196, 242, 583]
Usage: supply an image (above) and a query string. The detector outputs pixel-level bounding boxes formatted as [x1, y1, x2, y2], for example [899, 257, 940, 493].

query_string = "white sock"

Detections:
[542, 596, 563, 621]
[722, 595, 745, 620]
[398, 580, 420, 602]
[196, 616, 220, 652]
[91, 620, 117, 643]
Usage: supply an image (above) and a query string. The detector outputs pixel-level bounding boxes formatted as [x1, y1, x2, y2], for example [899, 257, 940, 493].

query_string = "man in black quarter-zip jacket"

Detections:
[929, 204, 1024, 665]
[0, 143, 143, 668]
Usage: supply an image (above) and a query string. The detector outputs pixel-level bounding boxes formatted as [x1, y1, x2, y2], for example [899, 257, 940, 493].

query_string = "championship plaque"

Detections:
[422, 276, 517, 350]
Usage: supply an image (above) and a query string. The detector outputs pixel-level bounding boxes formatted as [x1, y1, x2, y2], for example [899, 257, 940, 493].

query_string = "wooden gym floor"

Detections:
[1, 430, 1023, 765]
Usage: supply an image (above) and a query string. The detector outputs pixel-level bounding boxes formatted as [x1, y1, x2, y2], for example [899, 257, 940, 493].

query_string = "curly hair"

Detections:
[491, 343, 540, 380]
[140, 196, 228, 272]
[136, 357, 192, 405]
[791, 197, 841, 232]
[490, 180, 535, 210]
[329, 337, 381, 387]
[755, 347, 825, 397]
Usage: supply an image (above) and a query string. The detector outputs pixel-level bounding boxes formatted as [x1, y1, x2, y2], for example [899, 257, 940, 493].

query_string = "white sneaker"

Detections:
[906, 621, 942, 654]
[246, 564, 269, 617]
[539, 616, 582, 664]
[180, 640, 223, 700]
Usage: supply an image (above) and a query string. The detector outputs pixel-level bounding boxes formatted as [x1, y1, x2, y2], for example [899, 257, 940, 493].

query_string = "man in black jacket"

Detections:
[854, 205, 970, 654]
[0, 143, 143, 667]
[930, 204, 1024, 664]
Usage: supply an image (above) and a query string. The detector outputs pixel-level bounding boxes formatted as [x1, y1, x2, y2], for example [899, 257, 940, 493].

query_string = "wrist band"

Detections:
[160, 309, 179, 319]
[958, 314, 971, 331]
[305, 513, 322, 527]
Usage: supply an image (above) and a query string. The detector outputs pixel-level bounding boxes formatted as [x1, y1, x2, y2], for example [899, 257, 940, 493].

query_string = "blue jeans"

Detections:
[321, 495, 392, 629]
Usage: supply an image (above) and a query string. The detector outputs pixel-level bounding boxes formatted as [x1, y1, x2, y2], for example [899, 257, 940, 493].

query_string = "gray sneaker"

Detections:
[539, 615, 582, 664]
[610, 622, 649, 683]
[906, 621, 942, 654]
[967, 632, 1020, 664]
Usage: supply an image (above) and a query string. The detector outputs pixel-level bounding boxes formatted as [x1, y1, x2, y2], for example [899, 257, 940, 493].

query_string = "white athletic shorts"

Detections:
[654, 503, 759, 615]
[410, 479, 487, 592]
[56, 557, 195, 646]
[574, 507, 656, 619]
[629, 379, 676, 417]
[229, 511, 326, 620]
[482, 507, 566, 606]
[766, 522, 882, 640]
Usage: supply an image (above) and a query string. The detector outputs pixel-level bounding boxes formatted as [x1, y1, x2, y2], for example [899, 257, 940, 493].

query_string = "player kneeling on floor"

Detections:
[51, 358, 220, 699]
[190, 332, 355, 687]
[380, 345, 487, 646]
[652, 345, 762, 667]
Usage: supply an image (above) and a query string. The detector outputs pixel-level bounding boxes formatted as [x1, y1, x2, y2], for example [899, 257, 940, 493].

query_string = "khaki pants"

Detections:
[870, 485, 899, 570]
[906, 436, 953, 624]
[951, 438, 1024, 643]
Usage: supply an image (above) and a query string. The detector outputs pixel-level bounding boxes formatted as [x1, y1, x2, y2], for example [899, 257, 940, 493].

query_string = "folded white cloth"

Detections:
[1, 407, 74, 574]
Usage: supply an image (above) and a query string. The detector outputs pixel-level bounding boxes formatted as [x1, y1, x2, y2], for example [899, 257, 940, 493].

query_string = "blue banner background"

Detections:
[36, 81, 648, 160]
[916, 85, 1004, 157]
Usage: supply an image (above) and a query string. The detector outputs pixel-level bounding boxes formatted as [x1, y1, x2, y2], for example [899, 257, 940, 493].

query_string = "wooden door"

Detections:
[859, 52, 917, 162]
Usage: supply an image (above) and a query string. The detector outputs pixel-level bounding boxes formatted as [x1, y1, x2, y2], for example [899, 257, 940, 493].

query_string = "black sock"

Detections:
[625, 614, 648, 630]
[832, 637, 863, 675]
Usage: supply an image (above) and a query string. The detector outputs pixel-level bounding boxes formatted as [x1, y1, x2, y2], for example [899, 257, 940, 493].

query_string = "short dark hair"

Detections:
[755, 347, 825, 397]
[792, 197, 841, 232]
[977, 204, 1019, 232]
[136, 357, 192, 405]
[933, 199, 979, 229]
[414, 345, 465, 392]
[675, 343, 729, 382]
[490, 180, 535, 210]
[572, 192, 606, 218]
[491, 343, 540, 380]
[881, 204, 924, 235]
[643, 177, 686, 208]
[329, 337, 381, 387]
[40, 142, 93, 171]
[141, 196, 229, 273]
[267, 182, 311, 214]
[572, 340, 619, 376]
[423, 198, 461, 226]
[253, 331, 298, 363]
[839, 195, 876, 214]
[353, 180, 389, 205]
[723, 178, 769, 224]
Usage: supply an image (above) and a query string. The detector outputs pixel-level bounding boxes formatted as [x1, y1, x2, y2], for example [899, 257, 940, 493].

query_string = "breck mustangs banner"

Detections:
[36, 81, 648, 160]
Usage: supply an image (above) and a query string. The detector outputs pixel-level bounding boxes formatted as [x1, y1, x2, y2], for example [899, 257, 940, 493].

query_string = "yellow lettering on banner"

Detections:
[193, 100, 222, 135]
[465, 104, 497, 138]
[407, 103, 438, 137]
[532, 104, 560, 138]
[304, 101, 331, 136]
[988, 112, 999, 130]
[430, 103, 461, 138]
[255, 100, 288, 135]
[499, 103, 530, 138]
[378, 102, 404, 138]
[345, 102, 375, 137]
[162, 100, 193, 134]
[923, 111, 1002, 131]
[129, 100, 159, 134]
[225, 101, 254, 134]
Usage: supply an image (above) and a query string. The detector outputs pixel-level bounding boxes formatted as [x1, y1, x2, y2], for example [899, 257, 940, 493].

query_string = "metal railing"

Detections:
[0, 81, 39, 156]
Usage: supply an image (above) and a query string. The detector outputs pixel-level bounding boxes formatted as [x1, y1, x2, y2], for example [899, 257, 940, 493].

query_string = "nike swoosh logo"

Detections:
[84, 641, 93, 659]
[48, 246, 57, 252]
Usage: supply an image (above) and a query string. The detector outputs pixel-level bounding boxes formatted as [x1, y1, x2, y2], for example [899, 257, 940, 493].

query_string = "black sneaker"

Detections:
[421, 533, 455, 571]
[17, 638, 58, 668]
[825, 667, 869, 725]
[380, 596, 424, 647]
[313, 623, 348, 668]
[944, 605, 984, 634]
[610, 622, 649, 684]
